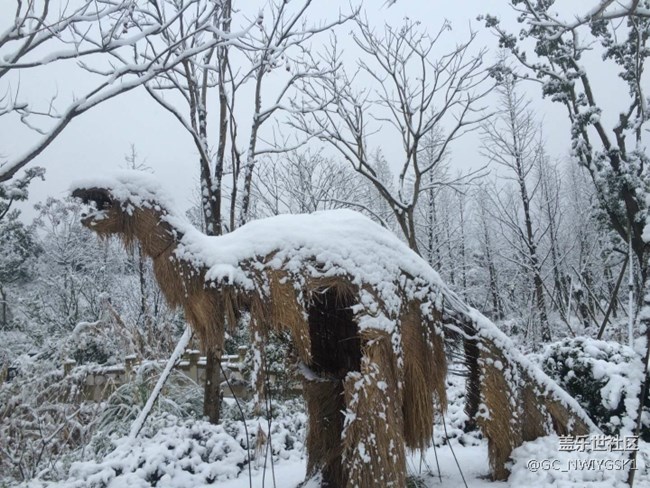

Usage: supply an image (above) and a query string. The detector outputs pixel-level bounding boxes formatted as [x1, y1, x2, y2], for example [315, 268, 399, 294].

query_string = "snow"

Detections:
[67, 171, 616, 486]
[18, 371, 650, 488]
[128, 326, 192, 440]
[509, 434, 650, 488]
[38, 424, 648, 488]
[72, 171, 464, 323]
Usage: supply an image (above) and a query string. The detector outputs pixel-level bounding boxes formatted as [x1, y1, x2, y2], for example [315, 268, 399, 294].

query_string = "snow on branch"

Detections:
[0, 0, 248, 183]
[292, 16, 492, 253]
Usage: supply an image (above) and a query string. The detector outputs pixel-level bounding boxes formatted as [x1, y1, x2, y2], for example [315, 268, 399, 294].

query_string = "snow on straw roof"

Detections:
[71, 170, 598, 432]
[71, 170, 464, 315]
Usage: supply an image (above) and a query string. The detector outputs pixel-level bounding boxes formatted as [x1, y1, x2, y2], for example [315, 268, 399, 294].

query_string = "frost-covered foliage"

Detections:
[483, 2, 650, 312]
[25, 398, 307, 488]
[541, 337, 649, 438]
[26, 197, 131, 333]
[0, 357, 204, 485]
[0, 356, 100, 482]
[1, 194, 183, 361]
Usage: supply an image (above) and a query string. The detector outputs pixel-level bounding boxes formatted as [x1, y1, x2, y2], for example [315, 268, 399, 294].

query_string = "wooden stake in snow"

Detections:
[128, 326, 192, 440]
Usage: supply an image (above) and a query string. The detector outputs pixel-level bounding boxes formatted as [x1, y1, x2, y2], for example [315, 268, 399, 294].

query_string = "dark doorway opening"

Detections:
[306, 287, 360, 488]
[308, 287, 360, 378]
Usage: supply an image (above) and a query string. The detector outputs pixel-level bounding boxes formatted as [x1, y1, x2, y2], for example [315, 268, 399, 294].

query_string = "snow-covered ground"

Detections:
[215, 442, 500, 488]
[32, 434, 650, 487]
[19, 375, 650, 488]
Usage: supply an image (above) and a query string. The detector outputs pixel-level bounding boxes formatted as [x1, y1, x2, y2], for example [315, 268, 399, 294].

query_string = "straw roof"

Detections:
[72, 171, 598, 486]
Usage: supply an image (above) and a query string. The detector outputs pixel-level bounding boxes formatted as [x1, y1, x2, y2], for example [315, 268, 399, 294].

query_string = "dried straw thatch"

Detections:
[72, 172, 597, 486]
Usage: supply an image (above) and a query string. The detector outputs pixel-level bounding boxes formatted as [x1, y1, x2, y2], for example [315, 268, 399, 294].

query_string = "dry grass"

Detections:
[477, 339, 591, 480]
[74, 185, 595, 486]
[304, 380, 347, 487]
[342, 330, 406, 488]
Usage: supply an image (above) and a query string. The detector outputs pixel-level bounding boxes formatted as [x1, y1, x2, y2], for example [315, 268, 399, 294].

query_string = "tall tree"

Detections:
[294, 16, 490, 253]
[475, 189, 504, 320]
[0, 0, 229, 182]
[485, 4, 650, 476]
[481, 75, 552, 341]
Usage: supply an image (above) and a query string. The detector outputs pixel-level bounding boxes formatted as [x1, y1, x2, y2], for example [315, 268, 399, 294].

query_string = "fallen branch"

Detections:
[128, 326, 192, 440]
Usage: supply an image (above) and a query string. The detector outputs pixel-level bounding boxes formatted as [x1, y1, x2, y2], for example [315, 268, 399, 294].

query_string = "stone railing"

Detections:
[62, 345, 250, 402]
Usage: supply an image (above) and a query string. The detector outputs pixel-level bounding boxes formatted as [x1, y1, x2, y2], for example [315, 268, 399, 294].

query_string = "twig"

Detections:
[441, 415, 468, 488]
[128, 326, 191, 440]
[597, 253, 629, 339]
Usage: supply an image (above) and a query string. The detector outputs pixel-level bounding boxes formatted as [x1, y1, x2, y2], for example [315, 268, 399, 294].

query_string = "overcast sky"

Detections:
[2, 0, 633, 222]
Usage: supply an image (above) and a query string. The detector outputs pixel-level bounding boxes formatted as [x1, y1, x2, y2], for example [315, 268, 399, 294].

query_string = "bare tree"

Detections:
[0, 0, 231, 182]
[253, 149, 364, 216]
[535, 155, 569, 319]
[234, 0, 357, 226]
[474, 188, 504, 320]
[293, 17, 490, 253]
[484, 5, 649, 474]
[482, 75, 552, 342]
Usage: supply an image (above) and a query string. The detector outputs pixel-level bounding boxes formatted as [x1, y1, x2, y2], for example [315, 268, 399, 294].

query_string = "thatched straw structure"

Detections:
[72, 172, 597, 486]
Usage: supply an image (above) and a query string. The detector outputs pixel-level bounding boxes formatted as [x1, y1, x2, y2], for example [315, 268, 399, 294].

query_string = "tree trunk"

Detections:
[428, 186, 442, 270]
[138, 245, 147, 318]
[459, 194, 468, 296]
[463, 321, 481, 432]
[203, 347, 222, 424]
[482, 220, 503, 320]
[628, 262, 650, 487]
[0, 286, 7, 328]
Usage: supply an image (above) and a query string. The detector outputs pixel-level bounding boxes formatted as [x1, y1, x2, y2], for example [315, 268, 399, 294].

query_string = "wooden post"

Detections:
[203, 347, 221, 424]
[188, 350, 200, 383]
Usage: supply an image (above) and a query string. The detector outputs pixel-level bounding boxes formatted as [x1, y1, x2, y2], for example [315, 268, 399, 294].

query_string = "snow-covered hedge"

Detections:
[541, 337, 648, 438]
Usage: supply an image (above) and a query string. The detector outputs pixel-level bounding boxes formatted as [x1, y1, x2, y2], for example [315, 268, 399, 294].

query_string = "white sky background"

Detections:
[1, 0, 634, 221]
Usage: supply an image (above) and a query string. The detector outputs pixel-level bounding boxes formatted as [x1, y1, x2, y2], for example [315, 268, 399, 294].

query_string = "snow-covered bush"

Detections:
[0, 356, 100, 483]
[96, 362, 203, 439]
[541, 337, 648, 438]
[41, 416, 248, 488]
[27, 399, 307, 488]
